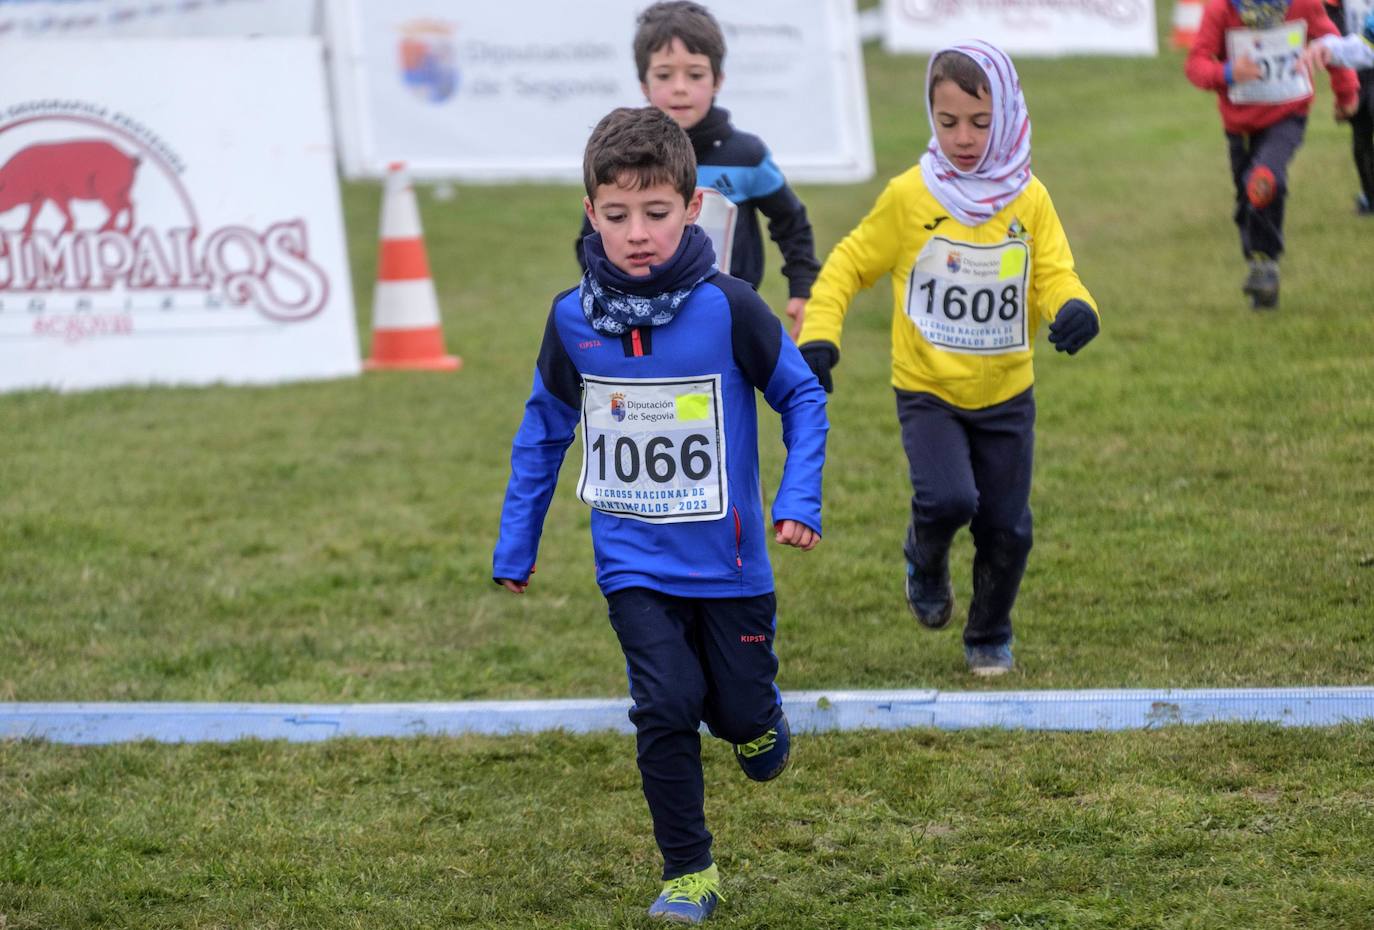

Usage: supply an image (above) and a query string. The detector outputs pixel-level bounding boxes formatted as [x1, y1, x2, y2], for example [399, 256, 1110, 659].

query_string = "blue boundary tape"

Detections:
[4, 687, 1374, 745]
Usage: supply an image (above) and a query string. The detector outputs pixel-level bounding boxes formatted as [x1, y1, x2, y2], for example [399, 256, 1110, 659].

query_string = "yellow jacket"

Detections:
[799, 166, 1097, 410]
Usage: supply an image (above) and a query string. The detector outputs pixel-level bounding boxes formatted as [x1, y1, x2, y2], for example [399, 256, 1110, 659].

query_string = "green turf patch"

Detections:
[4, 724, 1373, 929]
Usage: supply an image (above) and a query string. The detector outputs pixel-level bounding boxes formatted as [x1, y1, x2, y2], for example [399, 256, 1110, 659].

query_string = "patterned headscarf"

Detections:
[918, 40, 1032, 228]
[1233, 0, 1288, 28]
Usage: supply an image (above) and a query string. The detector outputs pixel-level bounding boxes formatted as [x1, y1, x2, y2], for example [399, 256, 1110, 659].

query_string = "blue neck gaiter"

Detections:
[579, 224, 716, 335]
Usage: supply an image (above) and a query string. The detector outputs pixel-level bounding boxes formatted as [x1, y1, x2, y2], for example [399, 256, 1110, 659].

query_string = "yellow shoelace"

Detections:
[662, 868, 723, 905]
[735, 729, 777, 759]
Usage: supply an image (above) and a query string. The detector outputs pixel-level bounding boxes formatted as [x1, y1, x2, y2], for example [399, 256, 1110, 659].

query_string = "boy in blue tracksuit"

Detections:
[494, 105, 827, 924]
[576, 1, 820, 340]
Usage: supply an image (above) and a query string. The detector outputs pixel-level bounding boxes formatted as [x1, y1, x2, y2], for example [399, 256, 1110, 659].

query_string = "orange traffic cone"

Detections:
[1171, 0, 1203, 49]
[365, 162, 461, 371]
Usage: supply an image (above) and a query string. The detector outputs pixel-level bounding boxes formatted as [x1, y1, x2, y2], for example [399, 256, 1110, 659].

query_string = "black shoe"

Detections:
[1242, 257, 1279, 310]
[905, 560, 954, 629]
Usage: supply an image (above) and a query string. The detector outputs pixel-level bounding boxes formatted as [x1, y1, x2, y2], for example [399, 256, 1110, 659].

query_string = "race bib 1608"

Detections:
[904, 236, 1030, 355]
[577, 374, 728, 524]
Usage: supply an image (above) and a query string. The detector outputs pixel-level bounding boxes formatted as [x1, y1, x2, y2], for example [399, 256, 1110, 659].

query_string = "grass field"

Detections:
[3, 18, 1374, 929]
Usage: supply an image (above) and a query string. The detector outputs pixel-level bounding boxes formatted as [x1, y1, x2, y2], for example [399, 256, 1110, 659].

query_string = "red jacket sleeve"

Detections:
[1185, 0, 1231, 92]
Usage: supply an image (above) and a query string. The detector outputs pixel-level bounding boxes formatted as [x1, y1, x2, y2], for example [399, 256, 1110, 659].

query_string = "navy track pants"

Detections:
[897, 387, 1035, 648]
[605, 586, 782, 880]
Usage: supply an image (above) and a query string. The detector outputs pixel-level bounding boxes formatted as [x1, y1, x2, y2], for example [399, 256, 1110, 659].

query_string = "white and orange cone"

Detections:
[1170, 0, 1204, 49]
[365, 162, 461, 371]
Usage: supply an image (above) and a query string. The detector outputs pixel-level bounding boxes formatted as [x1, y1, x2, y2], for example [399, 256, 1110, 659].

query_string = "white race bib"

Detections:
[694, 187, 737, 273]
[577, 374, 728, 524]
[904, 236, 1029, 355]
[1226, 22, 1310, 105]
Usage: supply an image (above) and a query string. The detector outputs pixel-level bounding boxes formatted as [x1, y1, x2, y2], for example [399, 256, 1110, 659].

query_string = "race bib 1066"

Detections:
[1226, 22, 1310, 105]
[577, 374, 728, 524]
[904, 236, 1029, 355]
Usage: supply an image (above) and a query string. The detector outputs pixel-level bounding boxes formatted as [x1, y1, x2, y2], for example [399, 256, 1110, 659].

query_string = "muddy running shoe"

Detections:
[965, 641, 1014, 676]
[733, 712, 790, 782]
[1242, 256, 1279, 310]
[648, 863, 722, 924]
[906, 560, 954, 629]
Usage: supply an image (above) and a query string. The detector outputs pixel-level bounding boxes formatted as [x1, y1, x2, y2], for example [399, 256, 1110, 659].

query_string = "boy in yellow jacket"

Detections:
[796, 40, 1099, 675]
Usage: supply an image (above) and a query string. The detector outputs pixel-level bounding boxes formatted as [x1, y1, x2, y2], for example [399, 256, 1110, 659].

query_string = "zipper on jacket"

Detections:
[631, 328, 644, 357]
[732, 506, 742, 569]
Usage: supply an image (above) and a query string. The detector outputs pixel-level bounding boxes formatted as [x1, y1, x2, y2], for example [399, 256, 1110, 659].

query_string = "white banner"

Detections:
[0, 37, 360, 392]
[326, 0, 873, 183]
[0, 0, 318, 38]
[881, 0, 1158, 57]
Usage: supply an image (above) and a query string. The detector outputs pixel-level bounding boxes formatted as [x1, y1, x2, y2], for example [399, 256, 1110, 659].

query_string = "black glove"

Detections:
[1047, 300, 1099, 355]
[799, 341, 839, 393]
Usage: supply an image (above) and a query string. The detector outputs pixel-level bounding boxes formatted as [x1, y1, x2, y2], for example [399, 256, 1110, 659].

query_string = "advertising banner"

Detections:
[0, 0, 317, 38]
[0, 37, 360, 392]
[327, 0, 873, 183]
[881, 0, 1159, 56]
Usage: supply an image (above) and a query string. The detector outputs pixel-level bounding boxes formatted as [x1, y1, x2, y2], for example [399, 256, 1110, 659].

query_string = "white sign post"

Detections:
[326, 0, 873, 183]
[881, 0, 1159, 57]
[0, 38, 360, 393]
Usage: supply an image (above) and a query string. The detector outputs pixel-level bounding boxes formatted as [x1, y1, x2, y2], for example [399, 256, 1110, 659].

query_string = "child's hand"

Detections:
[1231, 55, 1262, 84]
[774, 519, 820, 551]
[1336, 97, 1359, 122]
[495, 576, 530, 594]
[1047, 300, 1099, 355]
[785, 298, 807, 342]
[1303, 41, 1332, 74]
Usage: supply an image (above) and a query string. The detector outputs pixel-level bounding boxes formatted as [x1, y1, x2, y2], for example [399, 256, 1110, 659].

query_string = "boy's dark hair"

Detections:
[928, 50, 990, 104]
[633, 1, 725, 82]
[583, 106, 697, 203]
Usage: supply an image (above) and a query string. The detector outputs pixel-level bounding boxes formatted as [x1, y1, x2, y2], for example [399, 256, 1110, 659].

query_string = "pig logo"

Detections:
[0, 139, 139, 236]
[399, 20, 459, 104]
[0, 107, 331, 324]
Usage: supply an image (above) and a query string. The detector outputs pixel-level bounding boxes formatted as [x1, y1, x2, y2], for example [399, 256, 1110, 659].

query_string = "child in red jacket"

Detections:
[1186, 0, 1359, 309]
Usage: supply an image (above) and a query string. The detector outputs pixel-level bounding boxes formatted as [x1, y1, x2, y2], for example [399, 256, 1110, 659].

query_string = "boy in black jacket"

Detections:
[576, 1, 820, 338]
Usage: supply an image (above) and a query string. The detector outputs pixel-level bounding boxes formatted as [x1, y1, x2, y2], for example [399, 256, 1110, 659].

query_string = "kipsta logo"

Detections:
[946, 250, 962, 274]
[0, 102, 331, 342]
[400, 20, 459, 104]
[610, 391, 626, 422]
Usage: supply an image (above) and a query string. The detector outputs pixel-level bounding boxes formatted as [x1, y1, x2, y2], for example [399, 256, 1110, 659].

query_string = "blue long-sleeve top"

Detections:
[493, 272, 828, 598]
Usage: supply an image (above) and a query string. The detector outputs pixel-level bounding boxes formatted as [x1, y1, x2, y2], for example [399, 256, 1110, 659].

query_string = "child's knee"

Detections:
[632, 690, 706, 733]
[918, 491, 978, 529]
[1245, 165, 1279, 209]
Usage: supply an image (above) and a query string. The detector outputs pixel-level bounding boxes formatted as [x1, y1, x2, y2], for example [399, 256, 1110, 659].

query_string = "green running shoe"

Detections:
[648, 863, 722, 924]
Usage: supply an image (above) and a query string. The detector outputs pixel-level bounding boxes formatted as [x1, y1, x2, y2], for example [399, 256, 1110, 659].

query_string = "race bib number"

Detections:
[1226, 22, 1310, 105]
[694, 187, 737, 272]
[904, 236, 1029, 355]
[577, 374, 728, 524]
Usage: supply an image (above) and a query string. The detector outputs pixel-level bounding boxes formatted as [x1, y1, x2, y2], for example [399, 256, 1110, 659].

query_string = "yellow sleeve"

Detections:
[1027, 180, 1097, 326]
[797, 179, 905, 350]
